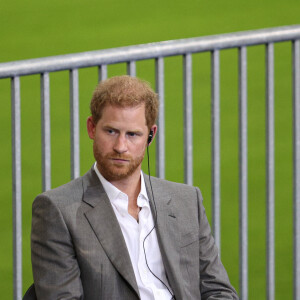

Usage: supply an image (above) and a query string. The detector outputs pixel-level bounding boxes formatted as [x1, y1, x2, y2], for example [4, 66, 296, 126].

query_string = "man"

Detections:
[31, 75, 238, 299]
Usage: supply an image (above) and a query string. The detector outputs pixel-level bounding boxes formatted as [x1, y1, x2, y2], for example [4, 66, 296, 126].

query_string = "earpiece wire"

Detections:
[142, 145, 175, 299]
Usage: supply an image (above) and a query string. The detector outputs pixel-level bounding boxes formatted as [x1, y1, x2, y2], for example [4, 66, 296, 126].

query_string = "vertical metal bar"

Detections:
[127, 61, 136, 77]
[69, 69, 80, 179]
[183, 53, 193, 185]
[41, 72, 51, 191]
[155, 57, 165, 179]
[238, 46, 248, 300]
[266, 43, 275, 300]
[11, 76, 22, 300]
[98, 65, 108, 82]
[211, 50, 221, 251]
[293, 39, 300, 300]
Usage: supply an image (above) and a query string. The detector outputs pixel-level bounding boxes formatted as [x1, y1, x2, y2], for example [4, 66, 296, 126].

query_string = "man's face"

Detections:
[87, 104, 156, 182]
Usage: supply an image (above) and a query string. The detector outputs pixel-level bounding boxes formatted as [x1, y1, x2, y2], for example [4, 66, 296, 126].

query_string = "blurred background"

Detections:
[0, 0, 299, 298]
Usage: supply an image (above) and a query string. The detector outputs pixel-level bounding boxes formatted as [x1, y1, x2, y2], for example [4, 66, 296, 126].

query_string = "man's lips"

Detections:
[110, 157, 130, 163]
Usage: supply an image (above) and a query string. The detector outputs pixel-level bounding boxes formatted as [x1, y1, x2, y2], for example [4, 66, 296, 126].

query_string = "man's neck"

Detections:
[110, 169, 142, 221]
[108, 168, 142, 205]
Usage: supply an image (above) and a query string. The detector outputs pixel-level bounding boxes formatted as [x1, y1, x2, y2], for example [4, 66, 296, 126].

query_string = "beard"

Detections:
[93, 142, 145, 182]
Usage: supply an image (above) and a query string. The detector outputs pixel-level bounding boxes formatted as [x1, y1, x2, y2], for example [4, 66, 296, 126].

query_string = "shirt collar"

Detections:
[139, 170, 149, 201]
[94, 162, 123, 202]
[93, 162, 149, 207]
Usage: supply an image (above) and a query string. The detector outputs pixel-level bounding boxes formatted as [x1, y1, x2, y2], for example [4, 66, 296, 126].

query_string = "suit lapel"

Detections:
[144, 174, 183, 299]
[82, 169, 140, 298]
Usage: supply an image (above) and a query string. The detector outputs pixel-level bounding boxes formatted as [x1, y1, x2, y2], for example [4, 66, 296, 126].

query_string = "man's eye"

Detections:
[107, 129, 115, 134]
[128, 132, 137, 137]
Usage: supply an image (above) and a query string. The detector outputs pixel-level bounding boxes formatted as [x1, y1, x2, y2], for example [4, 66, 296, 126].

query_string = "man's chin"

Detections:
[96, 155, 143, 181]
[103, 171, 131, 182]
[99, 165, 132, 181]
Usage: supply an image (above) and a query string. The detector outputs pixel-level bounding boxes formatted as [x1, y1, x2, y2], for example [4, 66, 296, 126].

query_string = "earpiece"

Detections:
[148, 130, 154, 145]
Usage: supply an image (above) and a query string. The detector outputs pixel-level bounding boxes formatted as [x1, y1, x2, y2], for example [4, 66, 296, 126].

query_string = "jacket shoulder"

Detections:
[148, 175, 202, 196]
[34, 168, 96, 207]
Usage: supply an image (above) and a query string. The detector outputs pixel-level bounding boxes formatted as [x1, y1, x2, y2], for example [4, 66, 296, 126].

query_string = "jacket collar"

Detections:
[82, 168, 140, 298]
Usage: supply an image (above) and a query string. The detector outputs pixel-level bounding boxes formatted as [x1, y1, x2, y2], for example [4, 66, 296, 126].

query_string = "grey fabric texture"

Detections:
[31, 168, 238, 300]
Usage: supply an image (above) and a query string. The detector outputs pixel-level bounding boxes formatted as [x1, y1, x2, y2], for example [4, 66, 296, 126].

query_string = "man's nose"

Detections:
[113, 135, 128, 153]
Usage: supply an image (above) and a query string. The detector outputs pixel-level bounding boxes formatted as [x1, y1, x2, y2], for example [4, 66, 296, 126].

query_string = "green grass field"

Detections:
[0, 0, 299, 298]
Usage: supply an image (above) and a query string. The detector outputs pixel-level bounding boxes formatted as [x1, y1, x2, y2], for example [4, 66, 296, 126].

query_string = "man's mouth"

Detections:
[110, 157, 130, 163]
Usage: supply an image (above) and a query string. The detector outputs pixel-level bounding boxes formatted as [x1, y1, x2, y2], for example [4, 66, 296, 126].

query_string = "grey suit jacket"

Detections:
[31, 168, 238, 300]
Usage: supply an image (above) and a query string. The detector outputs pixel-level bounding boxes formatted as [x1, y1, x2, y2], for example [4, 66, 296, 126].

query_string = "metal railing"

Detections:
[1, 25, 300, 300]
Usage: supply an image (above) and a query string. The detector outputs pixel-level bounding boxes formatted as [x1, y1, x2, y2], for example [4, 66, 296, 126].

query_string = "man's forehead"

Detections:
[99, 104, 147, 127]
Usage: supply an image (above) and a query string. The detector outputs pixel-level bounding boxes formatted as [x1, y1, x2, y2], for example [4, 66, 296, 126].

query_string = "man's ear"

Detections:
[148, 125, 158, 146]
[87, 116, 96, 139]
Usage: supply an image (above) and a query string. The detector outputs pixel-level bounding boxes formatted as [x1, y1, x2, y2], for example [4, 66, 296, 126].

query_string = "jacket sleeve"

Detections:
[31, 194, 83, 300]
[196, 187, 239, 300]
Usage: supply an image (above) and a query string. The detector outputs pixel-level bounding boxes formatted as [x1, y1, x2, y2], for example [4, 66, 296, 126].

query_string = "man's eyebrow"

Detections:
[102, 125, 143, 134]
[127, 130, 144, 136]
[127, 129, 143, 133]
[102, 125, 119, 131]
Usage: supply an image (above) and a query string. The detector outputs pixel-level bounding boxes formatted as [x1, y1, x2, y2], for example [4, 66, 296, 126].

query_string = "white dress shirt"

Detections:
[94, 163, 173, 300]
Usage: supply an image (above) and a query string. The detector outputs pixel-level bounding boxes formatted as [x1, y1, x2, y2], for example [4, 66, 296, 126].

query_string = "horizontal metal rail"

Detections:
[0, 25, 300, 78]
